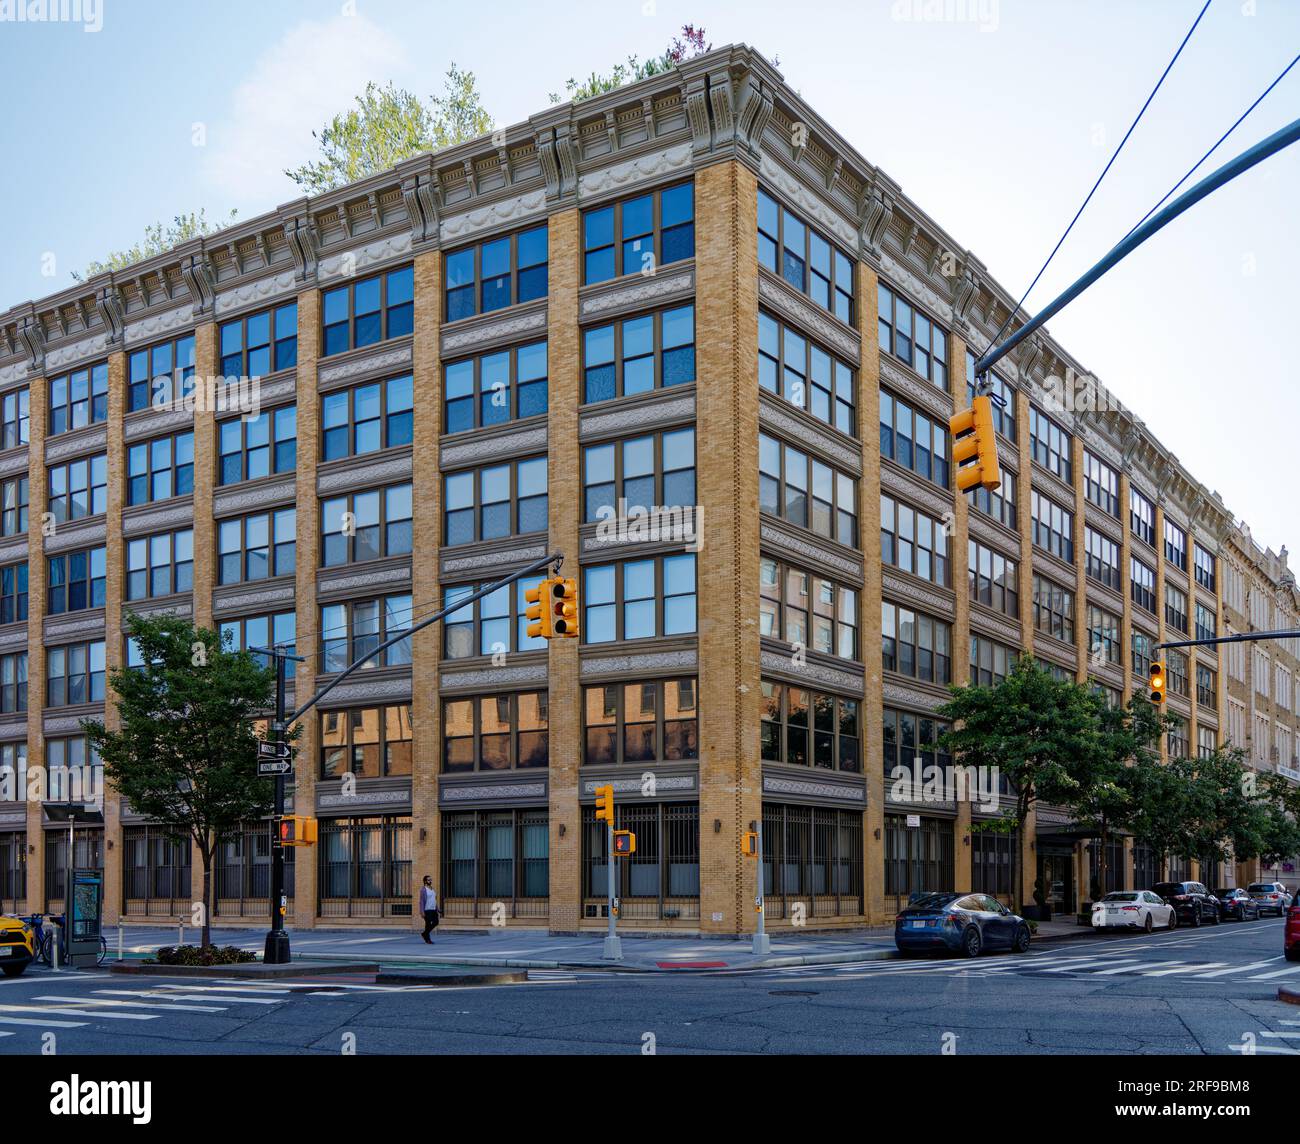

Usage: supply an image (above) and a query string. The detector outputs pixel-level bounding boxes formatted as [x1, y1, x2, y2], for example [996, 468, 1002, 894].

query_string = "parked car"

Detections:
[0, 915, 35, 977]
[1152, 881, 1220, 927]
[895, 892, 1032, 958]
[1215, 888, 1261, 922]
[1285, 899, 1300, 962]
[1247, 882, 1293, 917]
[1092, 890, 1176, 932]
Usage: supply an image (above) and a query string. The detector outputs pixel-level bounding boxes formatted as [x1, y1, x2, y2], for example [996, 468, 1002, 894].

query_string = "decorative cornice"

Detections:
[758, 399, 860, 473]
[757, 274, 860, 364]
[580, 269, 694, 321]
[441, 307, 547, 356]
[759, 649, 863, 694]
[440, 425, 548, 468]
[43, 424, 107, 464]
[123, 304, 194, 346]
[879, 354, 952, 422]
[317, 232, 413, 282]
[122, 502, 195, 537]
[758, 152, 857, 249]
[317, 453, 412, 494]
[880, 463, 951, 521]
[439, 663, 548, 690]
[580, 774, 695, 796]
[319, 787, 412, 811]
[314, 675, 412, 706]
[580, 649, 697, 676]
[122, 407, 194, 443]
[317, 343, 412, 388]
[759, 522, 862, 580]
[44, 331, 110, 373]
[578, 394, 695, 441]
[181, 254, 215, 317]
[968, 606, 1022, 648]
[883, 570, 955, 618]
[214, 270, 298, 317]
[441, 188, 548, 244]
[442, 544, 546, 575]
[442, 780, 548, 803]
[43, 613, 106, 643]
[317, 563, 411, 596]
[882, 680, 945, 712]
[44, 520, 106, 554]
[213, 582, 296, 614]
[763, 774, 865, 803]
[577, 142, 693, 198]
[213, 475, 297, 517]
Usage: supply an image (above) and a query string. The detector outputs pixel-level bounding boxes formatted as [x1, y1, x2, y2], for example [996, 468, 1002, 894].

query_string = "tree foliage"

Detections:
[72, 209, 239, 283]
[550, 24, 712, 104]
[82, 613, 277, 948]
[286, 66, 493, 194]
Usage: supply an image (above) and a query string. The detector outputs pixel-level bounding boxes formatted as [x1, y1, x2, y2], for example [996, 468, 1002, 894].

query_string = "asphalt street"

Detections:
[0, 917, 1295, 1055]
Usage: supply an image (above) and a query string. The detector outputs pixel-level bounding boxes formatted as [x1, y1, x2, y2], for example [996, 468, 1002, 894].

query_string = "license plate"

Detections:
[0, 946, 11, 957]
[908, 920, 934, 928]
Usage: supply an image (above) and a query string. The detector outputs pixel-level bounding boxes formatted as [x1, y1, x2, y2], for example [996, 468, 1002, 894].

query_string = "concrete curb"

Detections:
[109, 960, 380, 978]
[1278, 986, 1300, 1006]
[376, 968, 528, 986]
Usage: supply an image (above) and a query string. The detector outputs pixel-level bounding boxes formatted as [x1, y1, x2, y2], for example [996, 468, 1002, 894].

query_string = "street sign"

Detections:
[257, 759, 292, 777]
[906, 814, 921, 827]
[257, 740, 291, 760]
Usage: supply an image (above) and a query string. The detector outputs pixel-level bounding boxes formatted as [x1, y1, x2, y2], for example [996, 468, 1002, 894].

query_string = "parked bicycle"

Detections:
[19, 913, 108, 967]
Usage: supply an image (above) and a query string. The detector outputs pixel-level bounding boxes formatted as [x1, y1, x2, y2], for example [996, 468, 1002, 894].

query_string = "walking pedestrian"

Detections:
[419, 875, 439, 944]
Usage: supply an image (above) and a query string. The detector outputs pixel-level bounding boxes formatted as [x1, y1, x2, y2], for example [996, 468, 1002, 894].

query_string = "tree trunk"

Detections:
[200, 843, 212, 950]
[1098, 813, 1108, 900]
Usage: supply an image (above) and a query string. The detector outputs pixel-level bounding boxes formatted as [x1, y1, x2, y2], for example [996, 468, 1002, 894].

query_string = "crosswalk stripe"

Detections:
[158, 984, 291, 997]
[1188, 961, 1278, 978]
[0, 1015, 86, 1028]
[1039, 959, 1137, 973]
[70, 993, 227, 1013]
[1260, 1031, 1300, 1038]
[1141, 962, 1226, 976]
[0, 1003, 156, 1021]
[1247, 966, 1300, 980]
[1091, 961, 1188, 975]
[110, 991, 283, 1005]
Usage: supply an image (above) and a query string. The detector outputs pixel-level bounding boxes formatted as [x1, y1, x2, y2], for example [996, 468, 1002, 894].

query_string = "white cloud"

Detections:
[200, 11, 411, 211]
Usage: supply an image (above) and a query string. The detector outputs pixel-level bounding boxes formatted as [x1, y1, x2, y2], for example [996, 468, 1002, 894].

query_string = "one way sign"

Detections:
[256, 740, 292, 777]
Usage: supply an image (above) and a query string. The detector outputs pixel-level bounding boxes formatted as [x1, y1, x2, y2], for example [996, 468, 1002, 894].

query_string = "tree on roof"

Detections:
[71, 209, 238, 283]
[549, 24, 712, 104]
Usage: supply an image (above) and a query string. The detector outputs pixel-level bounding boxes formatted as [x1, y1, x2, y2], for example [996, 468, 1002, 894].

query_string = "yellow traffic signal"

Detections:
[1149, 662, 1166, 705]
[552, 577, 579, 639]
[276, 815, 318, 847]
[742, 831, 759, 857]
[594, 784, 614, 825]
[950, 394, 1001, 494]
[525, 578, 555, 640]
[613, 830, 636, 855]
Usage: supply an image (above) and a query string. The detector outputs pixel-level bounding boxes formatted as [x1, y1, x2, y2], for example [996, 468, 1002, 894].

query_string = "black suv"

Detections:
[1153, 881, 1220, 927]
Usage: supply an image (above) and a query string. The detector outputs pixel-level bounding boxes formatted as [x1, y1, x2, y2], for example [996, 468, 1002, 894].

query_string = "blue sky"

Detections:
[0, 0, 1297, 551]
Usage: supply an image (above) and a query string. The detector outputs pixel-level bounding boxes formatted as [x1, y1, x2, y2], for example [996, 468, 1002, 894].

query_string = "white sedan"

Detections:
[1092, 890, 1177, 932]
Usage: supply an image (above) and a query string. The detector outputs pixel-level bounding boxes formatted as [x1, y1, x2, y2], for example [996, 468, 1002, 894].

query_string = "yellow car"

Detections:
[0, 915, 35, 977]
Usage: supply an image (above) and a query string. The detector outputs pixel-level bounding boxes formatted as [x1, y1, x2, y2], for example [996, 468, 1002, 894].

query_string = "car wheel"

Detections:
[1211, 907, 1221, 925]
[1012, 926, 1031, 953]
[0, 963, 25, 978]
[1144, 913, 1154, 934]
[1168, 911, 1178, 930]
[962, 926, 982, 959]
[1191, 909, 1202, 928]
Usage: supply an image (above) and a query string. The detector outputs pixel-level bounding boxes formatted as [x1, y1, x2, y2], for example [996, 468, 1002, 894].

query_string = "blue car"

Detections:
[895, 892, 1032, 958]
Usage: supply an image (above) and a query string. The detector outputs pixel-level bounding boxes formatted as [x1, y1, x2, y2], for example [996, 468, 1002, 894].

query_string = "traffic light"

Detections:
[1149, 661, 1166, 705]
[613, 830, 636, 855]
[594, 784, 614, 825]
[949, 394, 1001, 494]
[276, 815, 318, 847]
[742, 831, 759, 857]
[525, 578, 555, 640]
[551, 577, 579, 638]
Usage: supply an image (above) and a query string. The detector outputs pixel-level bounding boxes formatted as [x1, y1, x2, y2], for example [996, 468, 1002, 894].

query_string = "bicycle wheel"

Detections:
[97, 936, 108, 966]
[36, 931, 52, 967]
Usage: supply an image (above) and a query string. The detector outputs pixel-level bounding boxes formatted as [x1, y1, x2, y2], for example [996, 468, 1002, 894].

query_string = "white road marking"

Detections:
[1188, 961, 1279, 978]
[0, 1003, 156, 1020]
[1142, 963, 1227, 976]
[38, 994, 223, 1014]
[1247, 966, 1300, 980]
[0, 1016, 85, 1028]
[1092, 961, 1189, 976]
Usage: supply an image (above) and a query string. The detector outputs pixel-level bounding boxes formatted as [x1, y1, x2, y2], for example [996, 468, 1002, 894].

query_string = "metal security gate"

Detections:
[0, 830, 25, 913]
[582, 802, 699, 921]
[441, 809, 549, 920]
[761, 804, 864, 919]
[884, 814, 953, 915]
[215, 821, 295, 918]
[1133, 843, 1156, 891]
[44, 828, 103, 912]
[122, 826, 192, 916]
[318, 816, 411, 919]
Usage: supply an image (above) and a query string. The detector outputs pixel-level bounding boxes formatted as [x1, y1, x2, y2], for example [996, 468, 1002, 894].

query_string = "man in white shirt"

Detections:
[419, 876, 439, 944]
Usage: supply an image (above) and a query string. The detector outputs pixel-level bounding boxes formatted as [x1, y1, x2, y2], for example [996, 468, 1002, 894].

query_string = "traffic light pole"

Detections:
[1155, 628, 1300, 653]
[752, 819, 769, 957]
[265, 647, 292, 965]
[604, 820, 621, 961]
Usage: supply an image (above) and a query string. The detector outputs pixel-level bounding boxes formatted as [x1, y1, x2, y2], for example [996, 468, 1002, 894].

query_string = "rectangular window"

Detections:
[759, 680, 860, 771]
[0, 475, 27, 537]
[321, 484, 412, 566]
[1133, 630, 1156, 679]
[1130, 486, 1155, 546]
[968, 539, 1019, 618]
[1165, 582, 1189, 635]
[0, 742, 28, 798]
[1195, 601, 1217, 642]
[126, 333, 196, 413]
[444, 340, 547, 433]
[442, 691, 549, 772]
[758, 188, 854, 324]
[443, 576, 548, 660]
[217, 508, 297, 584]
[45, 641, 106, 707]
[1166, 649, 1190, 698]
[220, 611, 297, 679]
[322, 265, 414, 356]
[882, 708, 953, 787]
[965, 352, 1015, 438]
[218, 405, 297, 484]
[1086, 605, 1121, 666]
[1031, 490, 1074, 562]
[126, 432, 193, 506]
[882, 601, 953, 684]
[583, 679, 698, 766]
[878, 390, 949, 490]
[125, 529, 193, 600]
[46, 548, 105, 615]
[219, 302, 298, 377]
[879, 494, 950, 587]
[584, 182, 694, 284]
[583, 304, 695, 403]
[759, 557, 859, 661]
[759, 432, 858, 547]
[319, 705, 413, 779]
[43, 737, 102, 803]
[47, 361, 108, 436]
[444, 458, 547, 546]
[583, 554, 697, 644]
[1, 387, 29, 449]
[1193, 543, 1216, 592]
[0, 652, 27, 713]
[878, 282, 947, 388]
[1131, 557, 1156, 614]
[1197, 664, 1217, 710]
[969, 467, 1017, 529]
[759, 311, 856, 436]
[1033, 574, 1074, 644]
[320, 375, 413, 461]
[1084, 526, 1121, 590]
[969, 635, 1018, 686]
[1029, 406, 1072, 482]
[1082, 451, 1119, 516]
[47, 454, 108, 522]
[443, 808, 550, 907]
[1164, 519, 1188, 571]
[319, 595, 412, 674]
[445, 227, 547, 323]
[583, 428, 695, 524]
[0, 561, 27, 624]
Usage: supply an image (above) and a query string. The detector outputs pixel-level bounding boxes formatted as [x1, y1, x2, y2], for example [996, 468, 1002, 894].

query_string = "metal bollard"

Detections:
[178, 923, 184, 947]
[117, 925, 124, 962]
[51, 923, 59, 974]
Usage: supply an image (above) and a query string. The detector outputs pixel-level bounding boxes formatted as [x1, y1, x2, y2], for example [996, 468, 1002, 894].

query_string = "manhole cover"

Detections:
[768, 989, 819, 997]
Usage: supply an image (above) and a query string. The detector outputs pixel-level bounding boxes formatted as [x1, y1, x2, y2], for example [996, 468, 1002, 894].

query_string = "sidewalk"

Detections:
[102, 916, 1105, 972]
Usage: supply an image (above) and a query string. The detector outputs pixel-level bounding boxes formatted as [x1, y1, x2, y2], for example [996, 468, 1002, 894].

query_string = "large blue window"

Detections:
[443, 340, 547, 434]
[47, 548, 105, 615]
[583, 182, 694, 284]
[758, 188, 854, 324]
[218, 405, 297, 484]
[445, 226, 548, 322]
[127, 432, 194, 505]
[127, 334, 195, 413]
[583, 305, 694, 404]
[321, 266, 413, 358]
[48, 362, 108, 436]
[320, 376, 413, 462]
[583, 554, 697, 644]
[220, 303, 298, 377]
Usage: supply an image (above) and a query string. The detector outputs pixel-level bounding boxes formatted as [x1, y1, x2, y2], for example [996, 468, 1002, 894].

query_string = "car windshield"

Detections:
[1102, 893, 1138, 901]
[907, 893, 960, 910]
[1247, 884, 1275, 893]
[1152, 884, 1183, 896]
[1216, 889, 1237, 896]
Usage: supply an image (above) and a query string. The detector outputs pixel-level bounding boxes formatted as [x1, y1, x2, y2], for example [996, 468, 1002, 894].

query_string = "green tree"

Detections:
[286, 66, 493, 194]
[550, 24, 712, 103]
[82, 613, 276, 949]
[938, 658, 1102, 911]
[72, 209, 238, 283]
